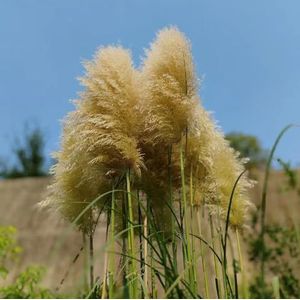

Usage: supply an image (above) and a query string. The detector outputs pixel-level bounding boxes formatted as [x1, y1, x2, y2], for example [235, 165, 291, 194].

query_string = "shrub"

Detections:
[0, 226, 53, 299]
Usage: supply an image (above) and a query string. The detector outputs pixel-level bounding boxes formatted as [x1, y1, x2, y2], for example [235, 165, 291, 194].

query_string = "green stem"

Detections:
[137, 191, 145, 298]
[101, 250, 108, 298]
[189, 168, 197, 294]
[168, 145, 177, 273]
[89, 233, 94, 290]
[180, 144, 195, 294]
[121, 192, 129, 298]
[216, 202, 227, 298]
[143, 213, 149, 297]
[196, 208, 209, 298]
[222, 170, 246, 298]
[209, 215, 221, 298]
[126, 169, 137, 298]
[236, 228, 248, 298]
[260, 124, 294, 285]
[82, 232, 89, 291]
[108, 185, 115, 298]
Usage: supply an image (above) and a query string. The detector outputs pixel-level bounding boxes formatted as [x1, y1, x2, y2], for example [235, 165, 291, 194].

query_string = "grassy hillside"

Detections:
[0, 177, 106, 294]
[0, 170, 299, 294]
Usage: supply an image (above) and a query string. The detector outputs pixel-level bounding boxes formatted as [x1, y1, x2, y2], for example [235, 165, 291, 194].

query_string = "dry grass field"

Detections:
[0, 177, 107, 294]
[0, 169, 299, 295]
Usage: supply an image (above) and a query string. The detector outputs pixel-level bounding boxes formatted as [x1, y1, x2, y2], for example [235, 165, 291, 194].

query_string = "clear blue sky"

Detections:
[0, 0, 299, 167]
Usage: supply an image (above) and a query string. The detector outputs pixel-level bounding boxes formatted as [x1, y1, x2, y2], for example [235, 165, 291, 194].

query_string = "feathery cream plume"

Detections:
[211, 129, 254, 228]
[141, 26, 198, 145]
[138, 27, 207, 235]
[140, 27, 253, 228]
[76, 46, 143, 176]
[188, 106, 254, 228]
[139, 27, 214, 201]
[45, 114, 110, 233]
[43, 27, 254, 234]
[43, 46, 143, 232]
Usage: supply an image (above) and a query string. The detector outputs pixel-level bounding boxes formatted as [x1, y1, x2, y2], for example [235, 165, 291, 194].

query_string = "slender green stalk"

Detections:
[121, 191, 129, 298]
[108, 185, 116, 298]
[260, 124, 294, 285]
[235, 227, 248, 298]
[168, 145, 178, 273]
[102, 200, 112, 299]
[233, 263, 239, 299]
[82, 232, 89, 291]
[55, 243, 85, 293]
[180, 144, 195, 294]
[101, 250, 108, 299]
[143, 214, 149, 297]
[229, 235, 239, 299]
[272, 276, 280, 299]
[179, 147, 187, 270]
[145, 197, 157, 299]
[196, 207, 209, 298]
[209, 215, 221, 298]
[86, 278, 100, 299]
[137, 191, 145, 298]
[222, 170, 246, 298]
[150, 246, 157, 298]
[126, 169, 137, 298]
[89, 233, 94, 290]
[219, 235, 228, 299]
[189, 168, 197, 294]
[215, 201, 226, 298]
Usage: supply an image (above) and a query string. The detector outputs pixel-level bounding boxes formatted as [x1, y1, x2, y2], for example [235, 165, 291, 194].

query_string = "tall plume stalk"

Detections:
[139, 27, 200, 292]
[43, 46, 142, 298]
[41, 26, 254, 299]
[77, 46, 143, 298]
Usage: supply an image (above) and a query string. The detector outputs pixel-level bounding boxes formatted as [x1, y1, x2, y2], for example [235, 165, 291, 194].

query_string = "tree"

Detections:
[225, 132, 268, 169]
[0, 126, 47, 178]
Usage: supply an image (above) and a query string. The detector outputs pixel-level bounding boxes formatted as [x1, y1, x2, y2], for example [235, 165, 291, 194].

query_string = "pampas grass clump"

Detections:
[42, 26, 255, 299]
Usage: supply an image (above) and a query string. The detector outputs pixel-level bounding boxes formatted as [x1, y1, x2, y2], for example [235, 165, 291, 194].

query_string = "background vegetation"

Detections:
[0, 121, 299, 299]
[0, 125, 47, 179]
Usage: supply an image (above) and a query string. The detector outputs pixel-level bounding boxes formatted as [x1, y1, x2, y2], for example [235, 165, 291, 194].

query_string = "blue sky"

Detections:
[0, 0, 299, 167]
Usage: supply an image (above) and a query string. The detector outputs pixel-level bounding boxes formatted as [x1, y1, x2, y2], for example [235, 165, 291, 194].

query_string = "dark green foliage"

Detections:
[248, 219, 300, 298]
[247, 160, 300, 299]
[0, 126, 47, 178]
[279, 266, 300, 298]
[245, 125, 300, 299]
[225, 132, 268, 169]
[249, 276, 273, 299]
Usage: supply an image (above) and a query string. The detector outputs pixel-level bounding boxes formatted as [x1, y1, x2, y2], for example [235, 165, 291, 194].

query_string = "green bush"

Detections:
[0, 226, 53, 299]
[0, 226, 22, 279]
[0, 266, 53, 299]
